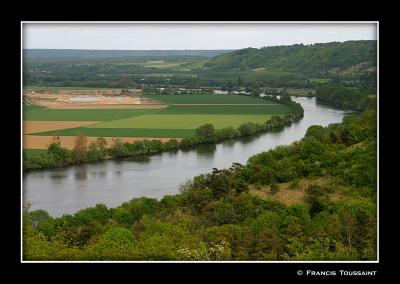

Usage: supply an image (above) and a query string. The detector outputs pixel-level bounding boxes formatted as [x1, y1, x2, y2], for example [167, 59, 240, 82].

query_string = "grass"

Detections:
[249, 177, 333, 206]
[23, 104, 47, 113]
[23, 108, 163, 121]
[160, 104, 290, 115]
[30, 127, 195, 138]
[24, 93, 290, 139]
[23, 149, 47, 157]
[114, 61, 187, 68]
[308, 78, 332, 83]
[143, 94, 276, 105]
[88, 114, 274, 130]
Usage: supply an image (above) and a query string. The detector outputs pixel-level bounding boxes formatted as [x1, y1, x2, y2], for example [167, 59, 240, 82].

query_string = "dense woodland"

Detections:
[315, 82, 376, 111]
[24, 109, 377, 260]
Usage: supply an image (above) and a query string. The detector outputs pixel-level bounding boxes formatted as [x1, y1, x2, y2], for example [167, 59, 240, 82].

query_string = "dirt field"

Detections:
[24, 121, 100, 134]
[23, 135, 181, 150]
[24, 89, 164, 109]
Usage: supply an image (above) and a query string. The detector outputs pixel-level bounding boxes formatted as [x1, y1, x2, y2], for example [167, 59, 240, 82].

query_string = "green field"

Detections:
[23, 104, 47, 113]
[89, 114, 273, 130]
[114, 61, 187, 69]
[160, 104, 290, 115]
[143, 94, 275, 104]
[25, 93, 290, 139]
[23, 149, 47, 157]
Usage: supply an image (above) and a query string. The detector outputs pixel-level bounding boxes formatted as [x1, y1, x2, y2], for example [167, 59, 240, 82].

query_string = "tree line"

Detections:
[315, 82, 376, 111]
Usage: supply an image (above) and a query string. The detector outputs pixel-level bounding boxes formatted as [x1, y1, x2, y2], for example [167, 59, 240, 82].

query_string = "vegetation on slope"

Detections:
[203, 40, 376, 77]
[23, 109, 377, 260]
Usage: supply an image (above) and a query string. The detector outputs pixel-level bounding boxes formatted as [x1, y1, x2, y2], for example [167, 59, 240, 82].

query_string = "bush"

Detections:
[109, 138, 130, 157]
[195, 124, 217, 143]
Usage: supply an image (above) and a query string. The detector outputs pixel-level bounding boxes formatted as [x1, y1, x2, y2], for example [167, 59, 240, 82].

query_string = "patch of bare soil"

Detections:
[24, 88, 166, 109]
[24, 121, 100, 134]
[249, 177, 337, 206]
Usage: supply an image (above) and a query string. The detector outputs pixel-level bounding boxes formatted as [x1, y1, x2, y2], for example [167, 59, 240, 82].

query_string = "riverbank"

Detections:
[23, 95, 304, 172]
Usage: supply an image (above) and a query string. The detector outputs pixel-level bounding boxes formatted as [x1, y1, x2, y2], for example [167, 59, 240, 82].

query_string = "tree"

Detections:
[96, 137, 108, 152]
[86, 142, 101, 161]
[109, 138, 130, 157]
[47, 142, 69, 163]
[238, 122, 257, 136]
[195, 124, 217, 143]
[72, 132, 88, 163]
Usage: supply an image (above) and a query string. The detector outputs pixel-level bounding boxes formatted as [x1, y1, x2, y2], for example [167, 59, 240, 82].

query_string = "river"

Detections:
[23, 97, 348, 217]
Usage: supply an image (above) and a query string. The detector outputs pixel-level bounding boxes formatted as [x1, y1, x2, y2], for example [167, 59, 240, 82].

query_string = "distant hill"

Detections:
[202, 40, 377, 77]
[24, 49, 233, 59]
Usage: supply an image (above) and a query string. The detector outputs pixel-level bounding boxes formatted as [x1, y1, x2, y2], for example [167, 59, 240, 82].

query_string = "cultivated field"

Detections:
[23, 91, 290, 149]
[89, 114, 273, 129]
[24, 121, 100, 134]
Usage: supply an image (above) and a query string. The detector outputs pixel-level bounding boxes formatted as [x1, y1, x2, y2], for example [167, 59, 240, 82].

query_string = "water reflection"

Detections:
[74, 168, 87, 180]
[24, 97, 346, 217]
[195, 143, 217, 156]
[220, 139, 236, 148]
[126, 155, 151, 164]
[50, 174, 67, 180]
[237, 135, 260, 145]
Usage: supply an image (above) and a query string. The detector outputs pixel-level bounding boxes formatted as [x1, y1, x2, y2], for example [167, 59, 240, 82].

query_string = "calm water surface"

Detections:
[23, 97, 348, 216]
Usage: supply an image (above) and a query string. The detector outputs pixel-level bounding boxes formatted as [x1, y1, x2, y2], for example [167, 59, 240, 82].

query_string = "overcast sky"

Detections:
[23, 23, 377, 50]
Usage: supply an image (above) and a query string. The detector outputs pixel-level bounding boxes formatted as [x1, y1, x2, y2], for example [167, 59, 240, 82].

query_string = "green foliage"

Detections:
[195, 124, 217, 143]
[23, 107, 376, 261]
[204, 40, 376, 77]
[109, 138, 130, 157]
[315, 83, 376, 111]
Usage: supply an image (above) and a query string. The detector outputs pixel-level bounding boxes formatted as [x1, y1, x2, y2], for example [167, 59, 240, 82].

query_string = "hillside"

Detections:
[202, 40, 377, 78]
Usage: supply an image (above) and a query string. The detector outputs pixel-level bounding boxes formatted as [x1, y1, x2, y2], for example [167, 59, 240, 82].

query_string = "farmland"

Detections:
[24, 108, 163, 121]
[23, 93, 290, 148]
[143, 94, 273, 104]
[89, 114, 273, 129]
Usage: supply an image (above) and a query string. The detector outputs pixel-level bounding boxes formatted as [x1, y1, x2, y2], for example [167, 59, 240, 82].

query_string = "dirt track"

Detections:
[24, 121, 100, 134]
[24, 135, 181, 150]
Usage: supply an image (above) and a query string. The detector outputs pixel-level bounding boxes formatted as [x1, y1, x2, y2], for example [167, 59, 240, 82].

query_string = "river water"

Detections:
[23, 97, 347, 217]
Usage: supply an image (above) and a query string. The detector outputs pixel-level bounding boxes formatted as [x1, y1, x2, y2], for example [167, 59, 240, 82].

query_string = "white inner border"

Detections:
[20, 21, 379, 264]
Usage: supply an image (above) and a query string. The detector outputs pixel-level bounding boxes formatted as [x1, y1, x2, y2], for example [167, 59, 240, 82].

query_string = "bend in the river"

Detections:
[23, 97, 348, 217]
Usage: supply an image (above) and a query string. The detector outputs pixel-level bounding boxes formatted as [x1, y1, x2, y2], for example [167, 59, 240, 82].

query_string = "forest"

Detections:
[23, 108, 377, 260]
